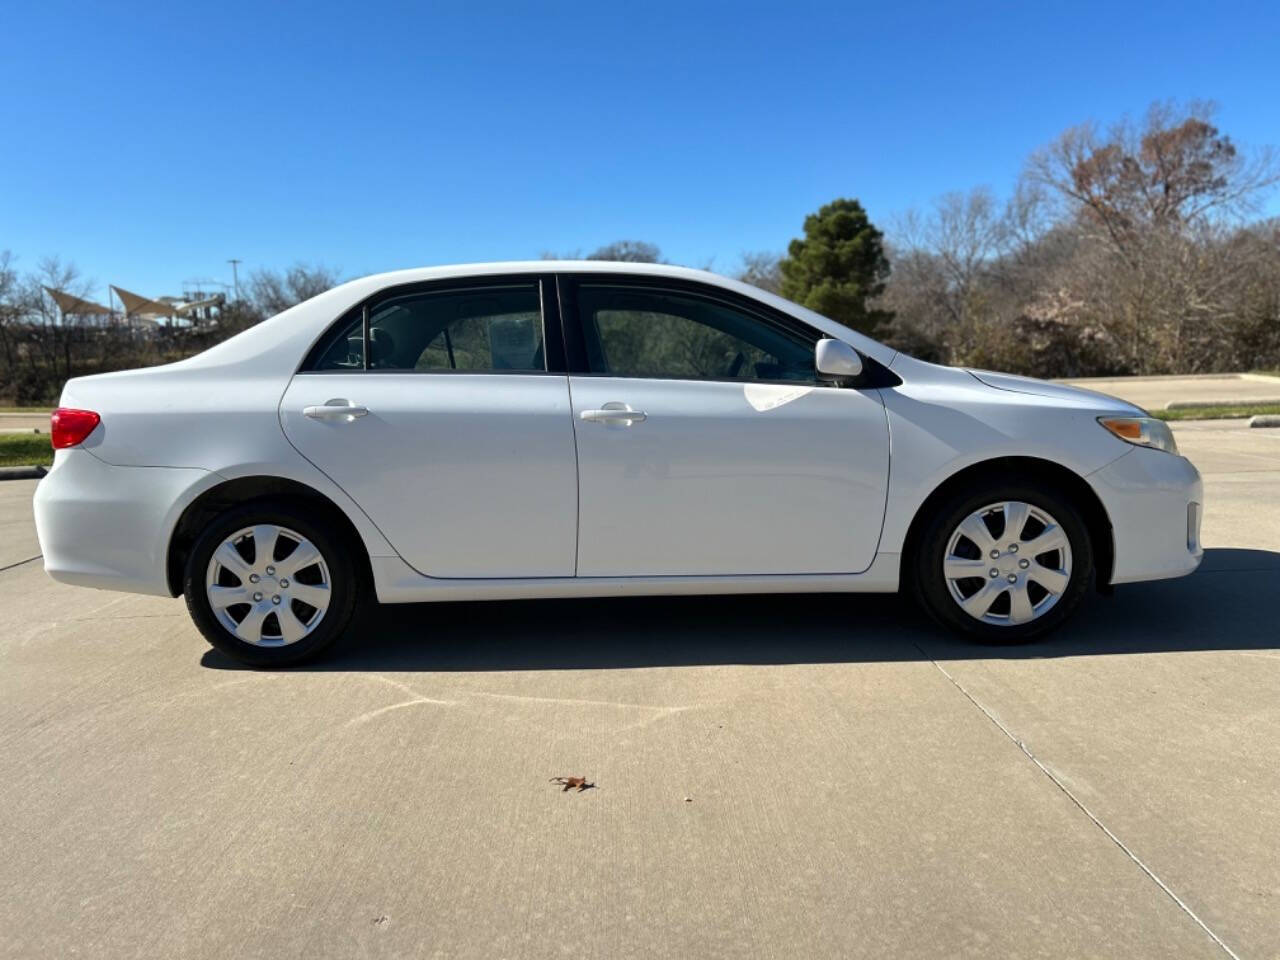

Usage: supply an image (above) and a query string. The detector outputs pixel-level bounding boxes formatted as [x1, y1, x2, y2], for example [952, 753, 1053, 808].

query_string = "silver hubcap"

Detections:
[205, 524, 331, 647]
[943, 501, 1072, 626]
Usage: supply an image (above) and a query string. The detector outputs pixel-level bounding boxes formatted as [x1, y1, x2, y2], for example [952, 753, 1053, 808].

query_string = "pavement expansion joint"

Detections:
[0, 555, 41, 575]
[915, 643, 1243, 960]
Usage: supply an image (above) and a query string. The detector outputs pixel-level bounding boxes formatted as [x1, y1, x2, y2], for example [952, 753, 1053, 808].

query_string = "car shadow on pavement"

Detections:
[200, 548, 1280, 672]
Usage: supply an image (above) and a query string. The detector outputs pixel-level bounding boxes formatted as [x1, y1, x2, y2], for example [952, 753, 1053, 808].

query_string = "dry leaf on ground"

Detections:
[550, 776, 595, 793]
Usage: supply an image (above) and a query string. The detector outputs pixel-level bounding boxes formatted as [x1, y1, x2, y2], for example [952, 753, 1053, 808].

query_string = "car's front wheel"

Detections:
[183, 500, 357, 666]
[913, 481, 1094, 641]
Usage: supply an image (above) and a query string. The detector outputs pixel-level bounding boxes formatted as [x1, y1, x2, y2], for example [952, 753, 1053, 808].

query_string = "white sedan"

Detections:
[34, 262, 1202, 665]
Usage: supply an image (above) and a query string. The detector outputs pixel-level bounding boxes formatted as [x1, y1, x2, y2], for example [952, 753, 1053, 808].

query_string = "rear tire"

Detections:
[912, 480, 1093, 642]
[183, 499, 357, 666]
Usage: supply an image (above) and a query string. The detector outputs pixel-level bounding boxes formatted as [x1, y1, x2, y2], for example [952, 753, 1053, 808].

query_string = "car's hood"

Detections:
[967, 369, 1145, 414]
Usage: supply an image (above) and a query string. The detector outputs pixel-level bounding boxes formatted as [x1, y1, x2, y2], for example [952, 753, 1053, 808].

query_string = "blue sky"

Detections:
[2, 0, 1278, 299]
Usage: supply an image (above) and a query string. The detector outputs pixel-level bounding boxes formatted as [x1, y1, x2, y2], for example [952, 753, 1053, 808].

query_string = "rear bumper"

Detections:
[1088, 447, 1203, 585]
[33, 449, 216, 597]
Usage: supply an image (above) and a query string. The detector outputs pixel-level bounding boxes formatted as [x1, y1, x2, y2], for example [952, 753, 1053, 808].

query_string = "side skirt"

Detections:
[370, 553, 901, 604]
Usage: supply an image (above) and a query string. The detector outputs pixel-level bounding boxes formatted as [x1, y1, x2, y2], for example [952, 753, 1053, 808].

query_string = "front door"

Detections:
[563, 278, 890, 577]
[280, 277, 577, 578]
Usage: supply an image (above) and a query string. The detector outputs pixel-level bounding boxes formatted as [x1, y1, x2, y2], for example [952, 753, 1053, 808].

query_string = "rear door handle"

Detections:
[580, 405, 647, 424]
[304, 398, 369, 421]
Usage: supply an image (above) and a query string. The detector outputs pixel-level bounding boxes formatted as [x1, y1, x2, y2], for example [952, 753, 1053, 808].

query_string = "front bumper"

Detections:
[33, 449, 217, 597]
[1088, 447, 1204, 585]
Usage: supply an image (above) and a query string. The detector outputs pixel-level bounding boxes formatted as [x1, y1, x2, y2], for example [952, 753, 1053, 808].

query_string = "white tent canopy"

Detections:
[44, 287, 112, 317]
[111, 285, 176, 319]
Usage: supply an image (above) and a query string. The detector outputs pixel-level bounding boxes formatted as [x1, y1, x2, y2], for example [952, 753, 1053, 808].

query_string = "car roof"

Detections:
[345, 259, 756, 289]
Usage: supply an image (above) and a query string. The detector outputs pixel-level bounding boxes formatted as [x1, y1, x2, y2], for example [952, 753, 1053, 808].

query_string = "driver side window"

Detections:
[576, 285, 818, 383]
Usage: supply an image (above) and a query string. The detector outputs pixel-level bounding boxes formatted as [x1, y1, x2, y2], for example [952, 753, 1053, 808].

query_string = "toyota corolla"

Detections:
[33, 262, 1202, 665]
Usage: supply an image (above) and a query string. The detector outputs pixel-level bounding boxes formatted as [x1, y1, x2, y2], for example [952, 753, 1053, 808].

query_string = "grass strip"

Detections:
[1152, 403, 1280, 421]
[0, 434, 53, 467]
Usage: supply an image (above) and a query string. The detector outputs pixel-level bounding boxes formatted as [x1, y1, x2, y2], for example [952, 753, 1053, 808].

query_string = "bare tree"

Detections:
[1001, 179, 1054, 257]
[905, 189, 1010, 323]
[248, 263, 343, 317]
[1021, 105, 1280, 372]
[0, 251, 19, 376]
[880, 188, 1031, 360]
[18, 257, 100, 382]
[586, 241, 662, 263]
[539, 241, 663, 263]
[1026, 101, 1280, 262]
[735, 251, 784, 294]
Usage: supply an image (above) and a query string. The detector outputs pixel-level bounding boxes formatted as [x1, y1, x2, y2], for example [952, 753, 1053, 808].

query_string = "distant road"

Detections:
[0, 412, 50, 432]
[1059, 373, 1280, 411]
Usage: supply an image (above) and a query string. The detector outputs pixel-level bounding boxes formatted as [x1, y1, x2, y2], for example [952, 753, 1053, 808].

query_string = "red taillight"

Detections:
[50, 408, 101, 449]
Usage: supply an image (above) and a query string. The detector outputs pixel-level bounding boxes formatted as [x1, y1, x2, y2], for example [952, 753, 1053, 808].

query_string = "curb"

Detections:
[1250, 415, 1280, 428]
[0, 465, 47, 481]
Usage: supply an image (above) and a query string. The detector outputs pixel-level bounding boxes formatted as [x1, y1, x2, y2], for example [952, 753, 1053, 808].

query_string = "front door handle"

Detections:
[304, 398, 369, 422]
[580, 404, 647, 425]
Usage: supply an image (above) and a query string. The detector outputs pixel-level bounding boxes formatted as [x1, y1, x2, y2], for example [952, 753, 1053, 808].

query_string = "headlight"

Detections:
[1098, 416, 1179, 455]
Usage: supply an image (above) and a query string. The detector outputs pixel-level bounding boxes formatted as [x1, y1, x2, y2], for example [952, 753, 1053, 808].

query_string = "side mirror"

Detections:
[815, 338, 863, 384]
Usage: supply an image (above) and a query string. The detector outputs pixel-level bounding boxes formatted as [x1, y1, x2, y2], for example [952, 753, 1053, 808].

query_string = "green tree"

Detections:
[780, 198, 893, 333]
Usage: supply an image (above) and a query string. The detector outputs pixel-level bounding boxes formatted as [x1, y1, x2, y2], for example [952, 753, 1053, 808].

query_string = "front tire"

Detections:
[183, 499, 357, 666]
[912, 481, 1093, 642]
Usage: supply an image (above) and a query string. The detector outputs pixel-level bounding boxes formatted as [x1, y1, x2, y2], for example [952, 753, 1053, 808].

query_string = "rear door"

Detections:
[280, 276, 578, 578]
[561, 276, 890, 577]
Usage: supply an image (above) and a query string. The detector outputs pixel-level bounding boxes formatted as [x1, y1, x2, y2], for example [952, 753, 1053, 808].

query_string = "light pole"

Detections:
[227, 259, 242, 302]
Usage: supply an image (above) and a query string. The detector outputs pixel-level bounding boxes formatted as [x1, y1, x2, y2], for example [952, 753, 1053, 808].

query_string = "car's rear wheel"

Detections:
[913, 481, 1093, 642]
[183, 499, 356, 666]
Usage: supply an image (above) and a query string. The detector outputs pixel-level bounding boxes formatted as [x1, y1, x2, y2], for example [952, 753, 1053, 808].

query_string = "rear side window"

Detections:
[312, 307, 364, 370]
[309, 283, 545, 373]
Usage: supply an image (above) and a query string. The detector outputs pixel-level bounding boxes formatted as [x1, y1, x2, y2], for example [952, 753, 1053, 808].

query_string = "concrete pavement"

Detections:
[0, 477, 41, 569]
[1, 421, 1277, 959]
